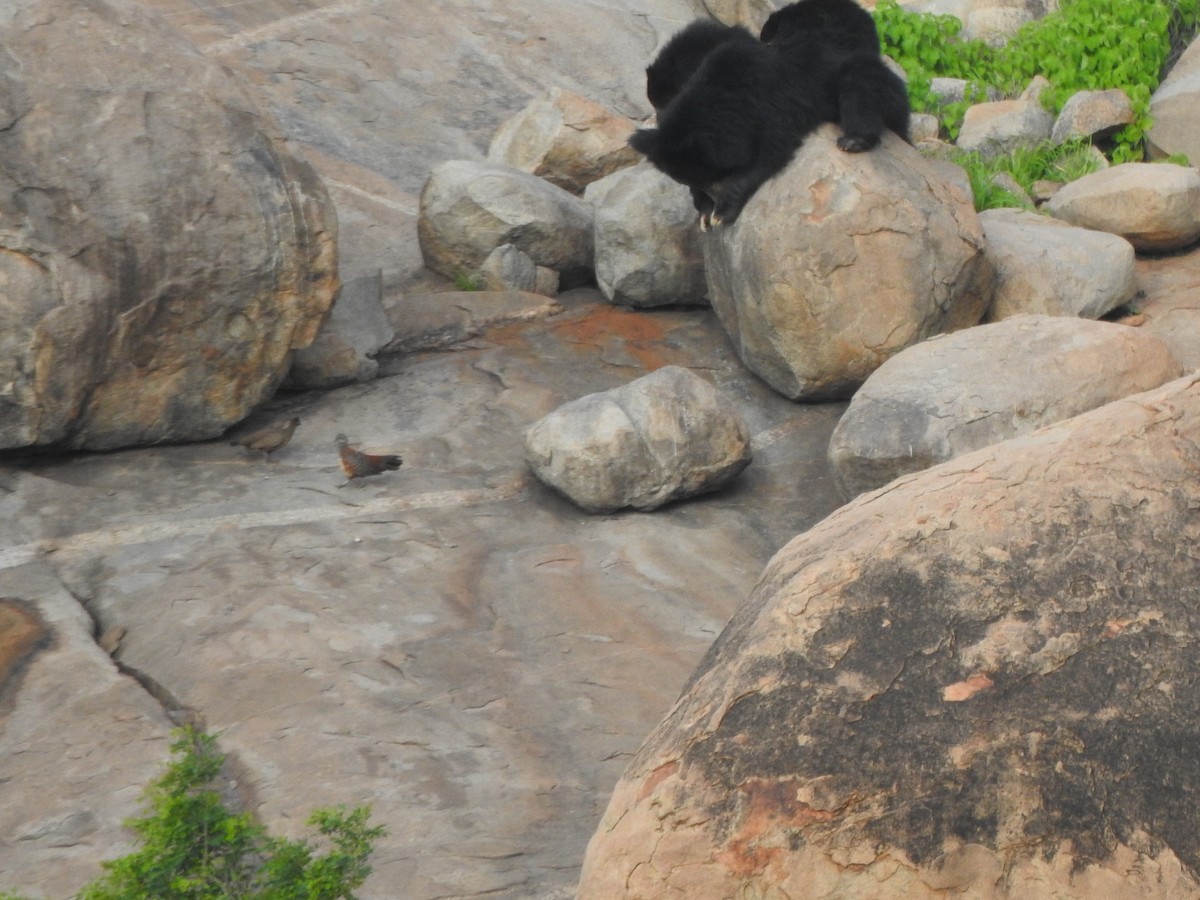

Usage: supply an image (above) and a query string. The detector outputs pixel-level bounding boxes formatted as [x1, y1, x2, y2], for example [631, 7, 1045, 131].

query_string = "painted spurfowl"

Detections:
[230, 417, 300, 459]
[335, 434, 402, 486]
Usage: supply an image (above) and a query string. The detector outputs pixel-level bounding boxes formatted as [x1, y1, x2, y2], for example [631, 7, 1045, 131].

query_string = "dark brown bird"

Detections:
[230, 417, 300, 459]
[335, 433, 402, 486]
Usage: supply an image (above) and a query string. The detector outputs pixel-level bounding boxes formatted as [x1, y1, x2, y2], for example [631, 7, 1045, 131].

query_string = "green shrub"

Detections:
[5, 727, 385, 900]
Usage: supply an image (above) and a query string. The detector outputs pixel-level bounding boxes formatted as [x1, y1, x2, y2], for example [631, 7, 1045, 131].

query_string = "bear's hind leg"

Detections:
[834, 56, 910, 151]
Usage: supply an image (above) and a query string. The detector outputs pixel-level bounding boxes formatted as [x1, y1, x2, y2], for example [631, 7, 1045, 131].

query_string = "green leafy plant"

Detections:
[876, 0, 1200, 158]
[65, 727, 384, 900]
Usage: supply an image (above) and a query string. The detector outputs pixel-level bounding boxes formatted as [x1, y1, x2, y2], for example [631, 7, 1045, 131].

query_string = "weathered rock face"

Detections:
[579, 373, 1200, 900]
[418, 160, 595, 288]
[587, 163, 708, 308]
[524, 365, 752, 513]
[0, 0, 338, 451]
[487, 88, 640, 195]
[703, 126, 992, 400]
[1045, 162, 1200, 252]
[980, 208, 1137, 320]
[828, 315, 1183, 498]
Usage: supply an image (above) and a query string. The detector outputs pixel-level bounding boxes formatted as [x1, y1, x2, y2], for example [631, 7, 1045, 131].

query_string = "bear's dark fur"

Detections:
[632, 0, 910, 227]
[645, 19, 751, 112]
[760, 0, 881, 54]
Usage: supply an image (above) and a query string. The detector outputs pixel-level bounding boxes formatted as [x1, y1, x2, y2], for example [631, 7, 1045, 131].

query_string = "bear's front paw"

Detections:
[837, 134, 878, 153]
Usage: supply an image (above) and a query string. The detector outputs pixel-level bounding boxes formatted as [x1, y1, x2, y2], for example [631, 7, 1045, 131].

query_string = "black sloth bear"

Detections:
[631, 0, 910, 228]
[760, 0, 881, 54]
[645, 19, 752, 112]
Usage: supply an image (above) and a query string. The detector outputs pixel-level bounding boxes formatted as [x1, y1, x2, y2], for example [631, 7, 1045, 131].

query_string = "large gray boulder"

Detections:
[1045, 163, 1200, 252]
[828, 315, 1183, 498]
[580, 372, 1200, 900]
[703, 126, 992, 400]
[980, 208, 1137, 321]
[418, 160, 595, 288]
[587, 164, 708, 308]
[524, 366, 752, 513]
[0, 0, 338, 451]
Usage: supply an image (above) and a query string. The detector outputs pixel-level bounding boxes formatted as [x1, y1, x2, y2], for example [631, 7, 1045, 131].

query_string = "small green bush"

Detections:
[0, 727, 385, 900]
[452, 271, 483, 291]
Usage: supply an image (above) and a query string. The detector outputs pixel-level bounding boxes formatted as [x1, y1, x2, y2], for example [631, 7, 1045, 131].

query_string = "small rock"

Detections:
[828, 315, 1182, 498]
[980, 208, 1137, 320]
[1045, 162, 1200, 252]
[988, 172, 1033, 207]
[287, 271, 393, 389]
[910, 112, 941, 143]
[1051, 88, 1135, 144]
[1019, 74, 1052, 103]
[956, 98, 1053, 157]
[487, 88, 640, 195]
[697, 0, 779, 29]
[524, 366, 752, 513]
[477, 244, 538, 294]
[418, 159, 595, 288]
[586, 163, 708, 309]
[965, 6, 1032, 44]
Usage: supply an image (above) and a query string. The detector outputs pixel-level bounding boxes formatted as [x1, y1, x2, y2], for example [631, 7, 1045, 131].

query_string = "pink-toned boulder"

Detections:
[580, 373, 1200, 899]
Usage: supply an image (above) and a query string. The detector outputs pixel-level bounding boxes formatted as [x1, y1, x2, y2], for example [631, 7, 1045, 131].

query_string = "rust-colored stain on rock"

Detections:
[549, 305, 688, 371]
[716, 777, 837, 878]
[637, 759, 679, 803]
[0, 600, 49, 700]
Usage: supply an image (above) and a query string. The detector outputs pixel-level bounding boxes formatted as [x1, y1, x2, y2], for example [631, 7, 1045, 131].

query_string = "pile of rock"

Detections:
[417, 28, 1199, 511]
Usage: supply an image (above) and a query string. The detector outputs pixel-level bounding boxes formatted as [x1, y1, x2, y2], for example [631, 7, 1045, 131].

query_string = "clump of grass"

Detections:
[453, 271, 483, 291]
[948, 138, 1107, 211]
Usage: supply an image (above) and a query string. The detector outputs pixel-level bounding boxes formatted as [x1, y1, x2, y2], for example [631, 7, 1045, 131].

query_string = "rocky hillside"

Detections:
[2, 0, 1200, 898]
